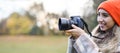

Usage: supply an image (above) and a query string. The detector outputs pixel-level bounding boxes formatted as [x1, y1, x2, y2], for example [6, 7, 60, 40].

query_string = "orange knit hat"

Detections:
[97, 0, 120, 26]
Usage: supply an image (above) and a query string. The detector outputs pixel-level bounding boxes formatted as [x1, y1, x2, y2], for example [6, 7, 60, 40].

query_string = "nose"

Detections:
[97, 16, 103, 22]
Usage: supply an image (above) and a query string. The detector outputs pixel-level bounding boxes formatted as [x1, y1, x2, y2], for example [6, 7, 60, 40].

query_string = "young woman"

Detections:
[66, 0, 120, 53]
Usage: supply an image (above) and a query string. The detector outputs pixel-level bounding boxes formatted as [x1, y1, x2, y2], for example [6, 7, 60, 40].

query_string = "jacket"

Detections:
[67, 25, 120, 53]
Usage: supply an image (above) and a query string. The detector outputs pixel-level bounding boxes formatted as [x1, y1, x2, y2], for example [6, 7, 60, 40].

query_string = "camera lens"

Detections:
[58, 16, 84, 31]
[58, 18, 71, 30]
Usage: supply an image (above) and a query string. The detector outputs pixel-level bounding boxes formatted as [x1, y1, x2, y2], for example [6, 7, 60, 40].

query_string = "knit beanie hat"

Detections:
[97, 0, 120, 26]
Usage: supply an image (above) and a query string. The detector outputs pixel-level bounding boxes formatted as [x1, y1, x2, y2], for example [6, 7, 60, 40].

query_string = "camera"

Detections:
[58, 16, 84, 30]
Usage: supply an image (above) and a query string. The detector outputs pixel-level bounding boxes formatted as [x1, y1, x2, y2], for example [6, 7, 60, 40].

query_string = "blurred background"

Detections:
[0, 0, 105, 53]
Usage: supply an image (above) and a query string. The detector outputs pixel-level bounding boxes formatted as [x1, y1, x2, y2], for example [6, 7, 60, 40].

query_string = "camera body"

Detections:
[58, 16, 84, 30]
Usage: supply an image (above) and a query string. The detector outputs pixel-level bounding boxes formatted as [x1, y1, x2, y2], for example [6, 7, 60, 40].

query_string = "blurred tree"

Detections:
[29, 3, 49, 36]
[0, 19, 8, 35]
[28, 3, 62, 36]
[93, 0, 106, 9]
[46, 13, 60, 35]
[61, 10, 69, 18]
[25, 11, 36, 22]
[6, 12, 19, 35]
[29, 24, 44, 35]
[6, 12, 34, 35]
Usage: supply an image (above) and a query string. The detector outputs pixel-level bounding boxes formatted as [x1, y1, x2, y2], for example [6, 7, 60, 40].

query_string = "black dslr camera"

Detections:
[58, 16, 84, 30]
[58, 16, 101, 39]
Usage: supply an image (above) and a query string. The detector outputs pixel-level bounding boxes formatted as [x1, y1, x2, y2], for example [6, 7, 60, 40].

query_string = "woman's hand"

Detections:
[65, 24, 86, 39]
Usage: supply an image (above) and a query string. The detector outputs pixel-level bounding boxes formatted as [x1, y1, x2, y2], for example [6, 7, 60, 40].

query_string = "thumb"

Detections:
[71, 24, 79, 29]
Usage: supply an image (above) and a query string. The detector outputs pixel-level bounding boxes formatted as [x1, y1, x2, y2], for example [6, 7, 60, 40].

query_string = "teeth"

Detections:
[102, 22, 106, 25]
[99, 22, 106, 26]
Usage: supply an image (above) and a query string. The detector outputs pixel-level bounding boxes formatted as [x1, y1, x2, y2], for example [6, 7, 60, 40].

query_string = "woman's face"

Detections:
[97, 9, 115, 31]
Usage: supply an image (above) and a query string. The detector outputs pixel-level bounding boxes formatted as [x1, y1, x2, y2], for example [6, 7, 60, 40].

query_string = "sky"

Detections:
[0, 0, 94, 19]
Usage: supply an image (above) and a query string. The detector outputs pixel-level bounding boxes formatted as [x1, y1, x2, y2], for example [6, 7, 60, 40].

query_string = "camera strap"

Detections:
[80, 18, 103, 39]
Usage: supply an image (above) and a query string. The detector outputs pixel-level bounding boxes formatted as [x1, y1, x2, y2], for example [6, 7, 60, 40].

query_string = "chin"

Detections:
[100, 27, 107, 31]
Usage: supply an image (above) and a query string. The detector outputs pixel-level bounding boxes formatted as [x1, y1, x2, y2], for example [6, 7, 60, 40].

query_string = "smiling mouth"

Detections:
[99, 22, 106, 28]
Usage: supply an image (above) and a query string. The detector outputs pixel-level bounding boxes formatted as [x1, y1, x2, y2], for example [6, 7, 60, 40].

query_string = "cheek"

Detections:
[104, 18, 115, 30]
[107, 20, 115, 27]
[99, 18, 115, 31]
[107, 17, 115, 26]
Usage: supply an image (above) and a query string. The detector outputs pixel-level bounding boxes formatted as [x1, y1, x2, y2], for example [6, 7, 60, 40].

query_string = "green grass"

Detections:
[0, 36, 68, 53]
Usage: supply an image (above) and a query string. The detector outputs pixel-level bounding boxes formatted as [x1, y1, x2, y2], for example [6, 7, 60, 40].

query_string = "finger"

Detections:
[65, 32, 72, 36]
[65, 30, 73, 33]
[72, 24, 81, 29]
[72, 24, 84, 32]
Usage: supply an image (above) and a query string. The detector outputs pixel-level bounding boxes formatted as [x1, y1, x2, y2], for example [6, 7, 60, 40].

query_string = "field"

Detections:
[0, 35, 68, 53]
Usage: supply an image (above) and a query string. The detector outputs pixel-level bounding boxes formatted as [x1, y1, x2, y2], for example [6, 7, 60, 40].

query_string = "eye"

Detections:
[102, 13, 109, 17]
